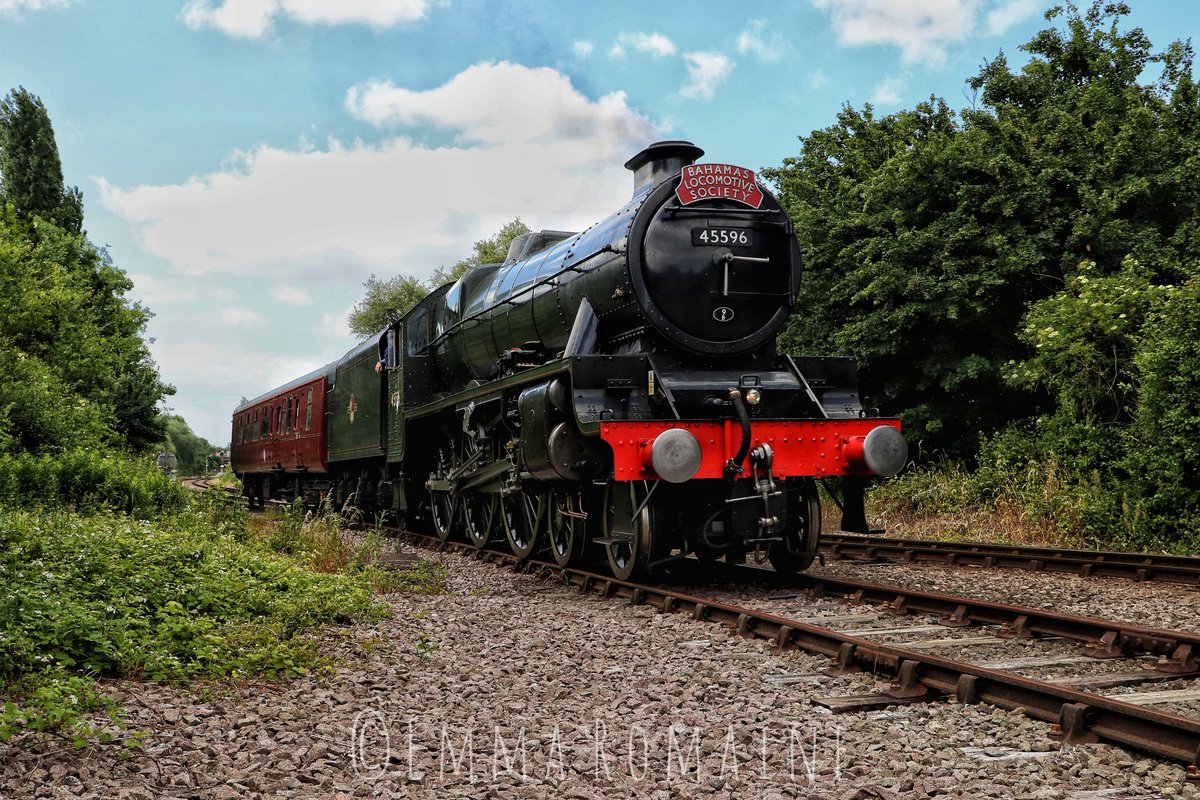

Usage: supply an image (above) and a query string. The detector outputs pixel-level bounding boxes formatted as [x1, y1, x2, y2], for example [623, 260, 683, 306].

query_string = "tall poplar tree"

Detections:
[0, 87, 83, 233]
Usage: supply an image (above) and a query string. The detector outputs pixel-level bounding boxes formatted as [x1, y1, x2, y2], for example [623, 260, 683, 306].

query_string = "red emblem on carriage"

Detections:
[347, 395, 357, 423]
[675, 164, 764, 208]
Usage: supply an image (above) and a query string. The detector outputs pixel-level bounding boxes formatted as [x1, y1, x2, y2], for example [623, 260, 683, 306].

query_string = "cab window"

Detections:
[407, 308, 429, 356]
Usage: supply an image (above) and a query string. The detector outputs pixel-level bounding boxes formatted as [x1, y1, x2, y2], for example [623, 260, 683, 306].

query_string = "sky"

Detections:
[1, 0, 1196, 444]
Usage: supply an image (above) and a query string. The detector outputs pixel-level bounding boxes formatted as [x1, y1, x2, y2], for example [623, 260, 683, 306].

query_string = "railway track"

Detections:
[389, 525, 1200, 777]
[821, 532, 1200, 587]
[194, 483, 1200, 775]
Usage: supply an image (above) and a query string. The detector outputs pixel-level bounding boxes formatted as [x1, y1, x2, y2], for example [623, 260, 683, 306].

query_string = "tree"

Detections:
[0, 87, 83, 233]
[0, 89, 173, 455]
[159, 414, 222, 475]
[347, 273, 428, 337]
[429, 217, 529, 286]
[763, 2, 1200, 459]
[348, 218, 531, 337]
[1126, 271, 1200, 542]
[0, 205, 173, 453]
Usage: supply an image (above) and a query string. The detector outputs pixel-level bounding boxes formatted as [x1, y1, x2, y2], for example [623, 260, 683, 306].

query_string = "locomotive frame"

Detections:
[231, 141, 906, 580]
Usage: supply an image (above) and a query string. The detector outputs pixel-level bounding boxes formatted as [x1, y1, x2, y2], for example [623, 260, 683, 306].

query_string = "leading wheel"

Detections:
[464, 492, 500, 550]
[548, 489, 587, 567]
[768, 478, 821, 575]
[503, 490, 545, 560]
[603, 481, 657, 581]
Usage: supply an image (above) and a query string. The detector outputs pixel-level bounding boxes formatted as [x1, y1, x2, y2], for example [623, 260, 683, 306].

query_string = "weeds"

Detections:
[388, 560, 449, 595]
[0, 499, 384, 747]
[415, 633, 440, 663]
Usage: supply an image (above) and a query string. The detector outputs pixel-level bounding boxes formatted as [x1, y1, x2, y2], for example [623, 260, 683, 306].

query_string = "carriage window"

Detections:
[253, 411, 260, 441]
[261, 409, 268, 439]
[407, 308, 429, 355]
[305, 389, 313, 430]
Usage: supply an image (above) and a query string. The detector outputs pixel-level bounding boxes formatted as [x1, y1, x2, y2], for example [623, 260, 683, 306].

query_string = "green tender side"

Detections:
[327, 340, 387, 462]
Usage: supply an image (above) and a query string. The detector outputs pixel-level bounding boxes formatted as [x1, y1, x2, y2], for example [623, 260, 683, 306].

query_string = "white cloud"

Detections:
[871, 75, 906, 106]
[100, 62, 661, 282]
[679, 52, 732, 101]
[736, 18, 786, 63]
[573, 40, 594, 58]
[0, 0, 74, 12]
[609, 31, 676, 59]
[221, 306, 266, 325]
[103, 61, 663, 443]
[809, 0, 978, 64]
[128, 272, 199, 306]
[150, 340, 329, 436]
[345, 61, 657, 147]
[985, 0, 1038, 35]
[316, 302, 356, 338]
[809, 71, 829, 90]
[271, 286, 314, 306]
[181, 0, 431, 39]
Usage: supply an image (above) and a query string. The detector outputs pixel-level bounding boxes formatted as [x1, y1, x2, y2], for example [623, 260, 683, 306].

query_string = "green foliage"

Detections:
[388, 559, 449, 595]
[0, 499, 382, 745]
[0, 450, 188, 517]
[347, 217, 530, 337]
[428, 217, 530, 286]
[0, 87, 83, 233]
[347, 273, 428, 337]
[159, 414, 223, 475]
[761, 2, 1200, 548]
[1124, 272, 1200, 542]
[764, 2, 1200, 459]
[414, 632, 440, 663]
[0, 670, 121, 748]
[0, 89, 172, 456]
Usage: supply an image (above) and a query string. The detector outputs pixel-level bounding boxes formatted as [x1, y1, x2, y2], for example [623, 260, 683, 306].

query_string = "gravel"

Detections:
[1, 543, 1198, 799]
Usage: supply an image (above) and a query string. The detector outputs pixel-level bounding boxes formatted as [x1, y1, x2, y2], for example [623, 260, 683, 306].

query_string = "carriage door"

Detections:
[385, 325, 404, 463]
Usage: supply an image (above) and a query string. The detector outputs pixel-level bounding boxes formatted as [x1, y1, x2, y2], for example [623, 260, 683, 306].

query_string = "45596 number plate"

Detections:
[692, 227, 753, 247]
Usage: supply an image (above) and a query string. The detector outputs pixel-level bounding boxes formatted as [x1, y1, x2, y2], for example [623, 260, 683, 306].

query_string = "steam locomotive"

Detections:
[230, 141, 906, 579]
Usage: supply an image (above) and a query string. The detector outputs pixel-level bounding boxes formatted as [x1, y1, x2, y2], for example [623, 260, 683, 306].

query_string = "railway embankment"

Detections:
[5, 527, 1199, 799]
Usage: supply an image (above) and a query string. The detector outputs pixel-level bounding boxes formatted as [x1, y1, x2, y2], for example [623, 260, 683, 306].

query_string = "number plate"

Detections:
[692, 227, 753, 247]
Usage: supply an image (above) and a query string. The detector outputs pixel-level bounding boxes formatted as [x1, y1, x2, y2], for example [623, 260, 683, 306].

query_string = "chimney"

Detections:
[624, 140, 705, 194]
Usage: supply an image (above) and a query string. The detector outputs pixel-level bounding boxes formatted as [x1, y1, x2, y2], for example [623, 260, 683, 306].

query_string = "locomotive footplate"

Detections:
[600, 418, 904, 482]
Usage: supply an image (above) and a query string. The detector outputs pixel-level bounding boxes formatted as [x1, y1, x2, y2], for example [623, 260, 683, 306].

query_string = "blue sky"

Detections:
[1, 0, 1195, 443]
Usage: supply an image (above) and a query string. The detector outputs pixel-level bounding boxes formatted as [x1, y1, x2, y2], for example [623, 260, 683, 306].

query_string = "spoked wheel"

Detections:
[603, 481, 657, 581]
[547, 489, 587, 567]
[430, 488, 460, 542]
[464, 492, 500, 550]
[503, 490, 545, 560]
[768, 478, 821, 575]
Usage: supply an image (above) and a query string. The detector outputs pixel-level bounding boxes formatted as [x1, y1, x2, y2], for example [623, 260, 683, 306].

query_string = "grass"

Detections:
[0, 493, 397, 749]
[859, 463, 1123, 551]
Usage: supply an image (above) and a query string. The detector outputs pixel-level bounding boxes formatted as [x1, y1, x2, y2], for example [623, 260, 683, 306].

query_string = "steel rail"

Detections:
[820, 533, 1200, 586]
[392, 528, 1200, 771]
[724, 564, 1200, 671]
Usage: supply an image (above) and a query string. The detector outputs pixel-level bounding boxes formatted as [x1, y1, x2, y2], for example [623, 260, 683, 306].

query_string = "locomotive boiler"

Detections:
[231, 141, 906, 579]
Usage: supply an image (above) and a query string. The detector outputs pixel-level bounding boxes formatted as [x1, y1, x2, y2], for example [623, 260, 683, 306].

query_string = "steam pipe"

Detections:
[726, 388, 751, 478]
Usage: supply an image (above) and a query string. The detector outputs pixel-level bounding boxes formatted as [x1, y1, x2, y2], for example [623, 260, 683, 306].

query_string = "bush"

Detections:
[1124, 274, 1200, 548]
[0, 501, 383, 745]
[0, 449, 187, 516]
